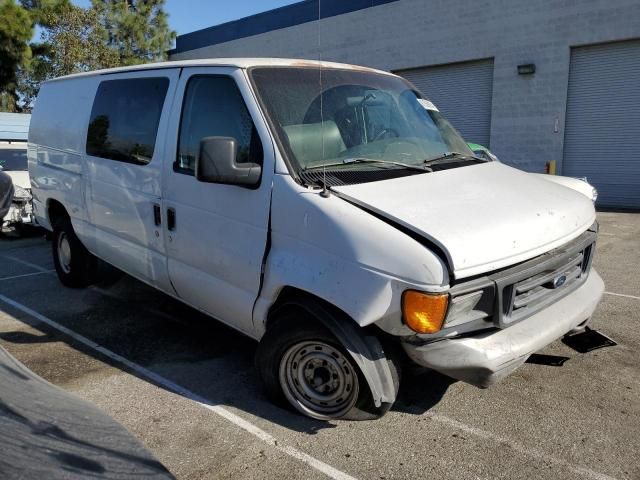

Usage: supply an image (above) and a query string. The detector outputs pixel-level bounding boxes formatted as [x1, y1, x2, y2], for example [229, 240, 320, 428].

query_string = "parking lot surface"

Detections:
[0, 211, 639, 480]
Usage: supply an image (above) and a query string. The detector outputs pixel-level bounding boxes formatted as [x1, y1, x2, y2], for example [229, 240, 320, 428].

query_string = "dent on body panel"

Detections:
[82, 140, 166, 284]
[257, 176, 448, 330]
[88, 169, 160, 271]
[263, 234, 399, 327]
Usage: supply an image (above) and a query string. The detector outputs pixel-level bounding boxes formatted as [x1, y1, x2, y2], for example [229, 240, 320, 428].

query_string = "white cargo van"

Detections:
[29, 59, 604, 420]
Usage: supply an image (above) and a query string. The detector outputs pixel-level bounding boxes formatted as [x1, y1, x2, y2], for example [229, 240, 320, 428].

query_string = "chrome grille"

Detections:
[499, 241, 595, 326]
[448, 228, 597, 329]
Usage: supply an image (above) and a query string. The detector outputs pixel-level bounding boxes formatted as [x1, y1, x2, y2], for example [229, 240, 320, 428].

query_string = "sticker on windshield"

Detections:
[418, 99, 439, 112]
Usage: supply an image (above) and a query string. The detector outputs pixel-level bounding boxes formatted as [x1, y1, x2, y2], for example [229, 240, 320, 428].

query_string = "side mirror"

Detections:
[196, 136, 261, 187]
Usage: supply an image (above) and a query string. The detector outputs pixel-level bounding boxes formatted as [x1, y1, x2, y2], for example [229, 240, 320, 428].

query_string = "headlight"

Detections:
[402, 291, 449, 334]
[591, 187, 598, 203]
[13, 186, 31, 200]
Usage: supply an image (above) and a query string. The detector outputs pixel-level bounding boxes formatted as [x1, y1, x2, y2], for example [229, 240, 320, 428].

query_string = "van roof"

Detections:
[46, 58, 392, 83]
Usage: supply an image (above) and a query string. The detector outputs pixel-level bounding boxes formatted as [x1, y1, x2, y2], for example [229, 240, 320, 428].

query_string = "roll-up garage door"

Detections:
[397, 59, 494, 147]
[564, 40, 640, 209]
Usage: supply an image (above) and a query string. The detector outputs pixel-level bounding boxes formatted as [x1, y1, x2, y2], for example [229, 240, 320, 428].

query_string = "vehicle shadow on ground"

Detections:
[0, 330, 56, 344]
[0, 226, 46, 240]
[392, 368, 456, 415]
[0, 272, 454, 435]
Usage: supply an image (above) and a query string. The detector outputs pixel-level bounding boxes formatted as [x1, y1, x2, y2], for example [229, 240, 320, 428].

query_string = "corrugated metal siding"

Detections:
[397, 59, 494, 147]
[0, 113, 31, 141]
[564, 40, 640, 209]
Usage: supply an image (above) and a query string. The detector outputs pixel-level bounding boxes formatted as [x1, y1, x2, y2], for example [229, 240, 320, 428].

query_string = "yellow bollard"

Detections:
[546, 159, 557, 175]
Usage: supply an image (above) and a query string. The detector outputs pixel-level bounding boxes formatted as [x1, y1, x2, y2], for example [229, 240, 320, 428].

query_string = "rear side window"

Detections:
[86, 77, 169, 165]
[176, 76, 262, 175]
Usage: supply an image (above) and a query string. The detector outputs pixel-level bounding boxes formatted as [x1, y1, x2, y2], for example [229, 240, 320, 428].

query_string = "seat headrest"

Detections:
[283, 120, 346, 166]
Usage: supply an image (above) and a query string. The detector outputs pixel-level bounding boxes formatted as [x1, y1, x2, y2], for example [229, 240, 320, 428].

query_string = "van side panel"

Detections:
[29, 78, 95, 240]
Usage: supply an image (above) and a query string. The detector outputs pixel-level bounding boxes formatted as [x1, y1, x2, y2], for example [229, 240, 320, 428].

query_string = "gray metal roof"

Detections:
[0, 112, 31, 141]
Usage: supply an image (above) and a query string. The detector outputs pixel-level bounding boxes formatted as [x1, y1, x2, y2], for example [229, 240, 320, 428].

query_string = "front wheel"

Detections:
[52, 218, 97, 288]
[279, 338, 360, 419]
[256, 313, 400, 421]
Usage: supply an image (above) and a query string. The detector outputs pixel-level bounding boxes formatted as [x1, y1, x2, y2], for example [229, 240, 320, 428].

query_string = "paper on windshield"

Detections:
[418, 99, 439, 112]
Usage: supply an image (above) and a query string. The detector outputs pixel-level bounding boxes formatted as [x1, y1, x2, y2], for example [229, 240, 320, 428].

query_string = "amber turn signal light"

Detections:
[402, 291, 449, 334]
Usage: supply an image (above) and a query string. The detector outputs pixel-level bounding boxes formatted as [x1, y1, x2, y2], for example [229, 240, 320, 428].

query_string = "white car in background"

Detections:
[467, 142, 598, 202]
[0, 141, 35, 231]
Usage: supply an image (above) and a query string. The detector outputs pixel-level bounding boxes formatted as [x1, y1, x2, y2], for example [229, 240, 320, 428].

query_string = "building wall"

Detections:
[170, 0, 640, 173]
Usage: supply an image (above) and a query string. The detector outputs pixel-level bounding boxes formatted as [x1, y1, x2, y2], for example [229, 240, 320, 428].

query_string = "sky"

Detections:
[72, 0, 300, 36]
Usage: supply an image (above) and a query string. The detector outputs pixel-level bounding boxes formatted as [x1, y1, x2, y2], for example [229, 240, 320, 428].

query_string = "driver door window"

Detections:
[176, 76, 262, 175]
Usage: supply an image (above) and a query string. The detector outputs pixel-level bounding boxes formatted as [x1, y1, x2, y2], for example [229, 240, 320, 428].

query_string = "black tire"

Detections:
[256, 306, 400, 421]
[51, 217, 98, 288]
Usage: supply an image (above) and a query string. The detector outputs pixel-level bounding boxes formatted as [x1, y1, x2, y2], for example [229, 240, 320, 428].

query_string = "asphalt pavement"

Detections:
[0, 211, 638, 480]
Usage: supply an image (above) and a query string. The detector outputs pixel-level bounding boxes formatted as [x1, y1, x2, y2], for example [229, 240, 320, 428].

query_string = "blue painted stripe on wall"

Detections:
[173, 0, 400, 54]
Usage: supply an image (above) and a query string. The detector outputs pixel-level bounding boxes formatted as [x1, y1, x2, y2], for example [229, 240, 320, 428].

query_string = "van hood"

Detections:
[532, 173, 596, 201]
[333, 162, 596, 279]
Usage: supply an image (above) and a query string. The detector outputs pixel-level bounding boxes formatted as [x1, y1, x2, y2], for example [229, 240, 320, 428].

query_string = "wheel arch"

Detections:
[264, 287, 398, 408]
[47, 198, 69, 228]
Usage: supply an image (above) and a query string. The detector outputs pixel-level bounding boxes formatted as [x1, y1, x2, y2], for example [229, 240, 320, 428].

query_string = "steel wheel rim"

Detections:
[279, 340, 359, 419]
[57, 232, 72, 274]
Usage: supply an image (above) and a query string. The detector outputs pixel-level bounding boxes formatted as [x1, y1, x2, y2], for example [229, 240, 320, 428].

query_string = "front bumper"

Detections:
[402, 269, 604, 387]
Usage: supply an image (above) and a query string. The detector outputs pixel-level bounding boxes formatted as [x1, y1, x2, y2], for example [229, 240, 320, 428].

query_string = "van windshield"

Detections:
[0, 147, 28, 171]
[250, 67, 473, 177]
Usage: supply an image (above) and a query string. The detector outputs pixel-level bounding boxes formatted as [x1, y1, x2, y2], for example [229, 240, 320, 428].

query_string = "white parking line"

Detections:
[427, 413, 618, 480]
[605, 291, 640, 300]
[2, 256, 52, 273]
[0, 255, 628, 480]
[0, 293, 357, 480]
[0, 270, 55, 282]
[0, 292, 623, 480]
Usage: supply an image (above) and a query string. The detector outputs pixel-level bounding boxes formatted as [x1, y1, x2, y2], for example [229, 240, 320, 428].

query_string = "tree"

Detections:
[13, 0, 175, 110]
[91, 0, 175, 66]
[19, 0, 71, 26]
[18, 2, 119, 108]
[0, 0, 32, 111]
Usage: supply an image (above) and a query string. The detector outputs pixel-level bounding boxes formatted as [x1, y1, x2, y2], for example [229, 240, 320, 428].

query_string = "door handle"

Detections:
[153, 204, 161, 226]
[167, 207, 176, 231]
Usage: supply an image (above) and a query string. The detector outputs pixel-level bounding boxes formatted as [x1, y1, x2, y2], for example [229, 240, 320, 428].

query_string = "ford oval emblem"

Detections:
[552, 275, 567, 289]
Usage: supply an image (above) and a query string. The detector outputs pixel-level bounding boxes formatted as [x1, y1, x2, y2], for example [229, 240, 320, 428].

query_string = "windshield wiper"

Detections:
[422, 151, 487, 166]
[304, 157, 431, 173]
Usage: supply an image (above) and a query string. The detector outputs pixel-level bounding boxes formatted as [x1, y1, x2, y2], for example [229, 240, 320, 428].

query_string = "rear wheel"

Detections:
[51, 217, 97, 288]
[256, 308, 400, 421]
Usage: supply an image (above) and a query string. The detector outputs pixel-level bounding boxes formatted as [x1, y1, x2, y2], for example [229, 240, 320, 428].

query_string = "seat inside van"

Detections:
[283, 121, 346, 167]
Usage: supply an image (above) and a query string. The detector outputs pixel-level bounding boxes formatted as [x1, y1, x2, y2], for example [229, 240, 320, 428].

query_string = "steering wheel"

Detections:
[372, 128, 400, 142]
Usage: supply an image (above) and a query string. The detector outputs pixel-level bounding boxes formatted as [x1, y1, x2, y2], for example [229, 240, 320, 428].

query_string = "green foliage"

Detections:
[0, 0, 33, 111]
[13, 0, 175, 110]
[20, 0, 72, 26]
[18, 2, 120, 107]
[91, 0, 176, 66]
